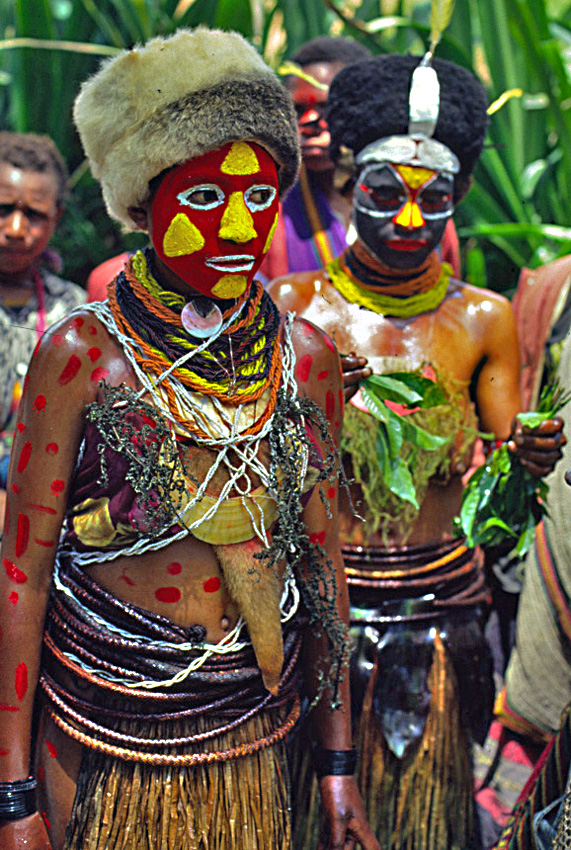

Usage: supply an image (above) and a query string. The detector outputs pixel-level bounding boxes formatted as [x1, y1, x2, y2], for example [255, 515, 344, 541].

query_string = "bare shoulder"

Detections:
[290, 316, 343, 438]
[452, 280, 515, 327]
[267, 269, 329, 314]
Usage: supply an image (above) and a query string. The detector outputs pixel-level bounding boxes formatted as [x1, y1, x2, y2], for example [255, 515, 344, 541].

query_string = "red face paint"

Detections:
[32, 339, 42, 358]
[151, 143, 279, 298]
[8, 592, 18, 605]
[16, 513, 29, 557]
[309, 530, 326, 546]
[3, 558, 27, 584]
[45, 443, 59, 456]
[167, 562, 182, 575]
[338, 389, 344, 412]
[17, 441, 32, 474]
[33, 394, 46, 412]
[0, 749, 9, 756]
[50, 479, 65, 497]
[91, 367, 110, 384]
[317, 370, 328, 381]
[203, 576, 221, 593]
[14, 663, 27, 701]
[45, 740, 58, 758]
[326, 390, 335, 419]
[87, 347, 102, 363]
[155, 587, 181, 604]
[58, 355, 82, 386]
[51, 333, 64, 347]
[301, 321, 314, 338]
[296, 353, 313, 383]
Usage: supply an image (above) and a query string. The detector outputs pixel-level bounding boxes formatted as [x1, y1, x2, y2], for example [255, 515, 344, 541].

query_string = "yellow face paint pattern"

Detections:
[218, 192, 257, 242]
[163, 213, 206, 257]
[221, 142, 260, 175]
[394, 164, 435, 190]
[394, 201, 425, 228]
[392, 165, 437, 229]
[211, 274, 248, 298]
[263, 212, 279, 254]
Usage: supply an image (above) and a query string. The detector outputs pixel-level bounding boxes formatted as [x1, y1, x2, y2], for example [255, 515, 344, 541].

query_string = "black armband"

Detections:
[0, 777, 38, 820]
[314, 745, 358, 777]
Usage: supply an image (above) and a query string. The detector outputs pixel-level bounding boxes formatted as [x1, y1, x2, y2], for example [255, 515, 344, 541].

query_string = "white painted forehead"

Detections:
[355, 134, 460, 176]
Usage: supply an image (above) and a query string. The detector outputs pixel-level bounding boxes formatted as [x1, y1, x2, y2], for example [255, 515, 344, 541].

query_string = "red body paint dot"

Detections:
[296, 353, 313, 383]
[35, 539, 55, 548]
[58, 354, 81, 386]
[309, 531, 326, 546]
[14, 662, 28, 701]
[27, 503, 57, 515]
[301, 321, 314, 338]
[155, 587, 181, 604]
[203, 576, 221, 593]
[32, 394, 46, 412]
[16, 513, 30, 557]
[324, 334, 335, 353]
[87, 347, 102, 363]
[3, 558, 27, 585]
[91, 366, 110, 384]
[326, 390, 335, 419]
[8, 592, 18, 605]
[0, 704, 19, 712]
[50, 479, 65, 497]
[45, 442, 59, 456]
[45, 740, 58, 758]
[0, 749, 9, 756]
[16, 422, 25, 433]
[17, 441, 32, 474]
[167, 562, 182, 576]
[71, 317, 84, 331]
[317, 370, 329, 381]
[52, 333, 64, 347]
[88, 324, 97, 335]
[328, 487, 336, 500]
[119, 569, 135, 587]
[10, 483, 18, 494]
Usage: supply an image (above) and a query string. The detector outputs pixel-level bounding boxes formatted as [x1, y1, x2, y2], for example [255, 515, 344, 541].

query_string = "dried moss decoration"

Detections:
[342, 368, 478, 543]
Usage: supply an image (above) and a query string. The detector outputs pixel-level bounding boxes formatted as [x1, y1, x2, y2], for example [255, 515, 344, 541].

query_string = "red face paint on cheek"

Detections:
[296, 353, 313, 383]
[87, 347, 102, 363]
[33, 394, 46, 412]
[301, 321, 314, 338]
[34, 538, 55, 548]
[8, 592, 19, 605]
[0, 749, 9, 756]
[17, 441, 32, 474]
[203, 577, 221, 593]
[14, 663, 27, 701]
[91, 367, 110, 384]
[45, 443, 59, 456]
[16, 513, 29, 557]
[58, 355, 81, 386]
[50, 480, 65, 497]
[3, 559, 27, 584]
[167, 562, 182, 576]
[0, 705, 19, 713]
[155, 587, 181, 604]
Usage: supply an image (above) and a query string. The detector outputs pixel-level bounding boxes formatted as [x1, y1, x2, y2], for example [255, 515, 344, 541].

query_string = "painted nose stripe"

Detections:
[218, 192, 257, 242]
[393, 200, 425, 228]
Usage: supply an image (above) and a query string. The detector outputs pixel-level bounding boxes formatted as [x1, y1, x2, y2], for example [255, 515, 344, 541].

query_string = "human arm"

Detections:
[293, 319, 379, 850]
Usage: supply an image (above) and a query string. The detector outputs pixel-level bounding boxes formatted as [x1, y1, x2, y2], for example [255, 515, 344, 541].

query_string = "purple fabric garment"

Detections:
[282, 173, 347, 273]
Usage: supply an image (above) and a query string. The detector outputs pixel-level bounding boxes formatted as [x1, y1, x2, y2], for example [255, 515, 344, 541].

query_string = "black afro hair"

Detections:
[290, 36, 371, 69]
[327, 54, 488, 179]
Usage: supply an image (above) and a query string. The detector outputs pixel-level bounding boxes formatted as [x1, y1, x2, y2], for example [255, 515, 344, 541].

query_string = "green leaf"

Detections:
[457, 485, 482, 543]
[388, 456, 419, 508]
[362, 374, 423, 405]
[400, 416, 449, 451]
[516, 410, 552, 428]
[384, 372, 448, 407]
[375, 424, 391, 479]
[385, 408, 403, 456]
[360, 385, 390, 424]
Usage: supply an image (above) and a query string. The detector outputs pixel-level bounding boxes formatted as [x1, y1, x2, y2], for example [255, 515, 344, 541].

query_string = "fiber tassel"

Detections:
[429, 0, 455, 54]
[214, 539, 284, 695]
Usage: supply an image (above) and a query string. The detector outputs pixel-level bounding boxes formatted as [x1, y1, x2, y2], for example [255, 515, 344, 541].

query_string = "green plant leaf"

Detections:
[388, 456, 419, 508]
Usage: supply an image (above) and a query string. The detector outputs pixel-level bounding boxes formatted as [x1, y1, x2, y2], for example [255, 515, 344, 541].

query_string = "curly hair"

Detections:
[0, 132, 68, 207]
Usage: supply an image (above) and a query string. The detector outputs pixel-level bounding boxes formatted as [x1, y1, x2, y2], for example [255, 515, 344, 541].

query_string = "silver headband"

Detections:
[355, 134, 460, 175]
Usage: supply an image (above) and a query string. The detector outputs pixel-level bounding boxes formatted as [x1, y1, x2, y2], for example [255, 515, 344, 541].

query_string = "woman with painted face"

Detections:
[0, 29, 378, 850]
[269, 54, 565, 850]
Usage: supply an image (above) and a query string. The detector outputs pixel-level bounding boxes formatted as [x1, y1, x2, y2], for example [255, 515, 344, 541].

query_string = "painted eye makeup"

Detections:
[359, 184, 406, 210]
[244, 185, 277, 212]
[177, 184, 225, 210]
[418, 189, 453, 215]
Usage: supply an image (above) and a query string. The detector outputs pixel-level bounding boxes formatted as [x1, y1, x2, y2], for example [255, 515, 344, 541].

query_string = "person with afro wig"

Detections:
[269, 52, 565, 850]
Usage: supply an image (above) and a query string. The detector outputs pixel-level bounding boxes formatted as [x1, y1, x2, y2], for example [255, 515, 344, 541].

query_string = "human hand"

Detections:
[317, 775, 379, 850]
[340, 353, 372, 403]
[0, 812, 52, 849]
[507, 416, 566, 478]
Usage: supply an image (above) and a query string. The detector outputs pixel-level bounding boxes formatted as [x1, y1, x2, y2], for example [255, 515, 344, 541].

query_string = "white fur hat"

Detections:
[74, 27, 300, 228]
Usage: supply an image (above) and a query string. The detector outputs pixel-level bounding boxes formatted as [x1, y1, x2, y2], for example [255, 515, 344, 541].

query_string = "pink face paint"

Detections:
[45, 443, 59, 456]
[167, 562, 182, 576]
[326, 390, 335, 419]
[17, 441, 32, 474]
[32, 394, 46, 412]
[87, 347, 102, 363]
[8, 592, 19, 605]
[317, 370, 328, 381]
[58, 355, 81, 386]
[14, 663, 27, 701]
[16, 513, 29, 557]
[296, 353, 313, 383]
[155, 587, 181, 604]
[91, 367, 110, 384]
[50, 480, 65, 497]
[51, 333, 64, 347]
[26, 503, 57, 515]
[45, 740, 58, 758]
[32, 338, 42, 358]
[203, 576, 221, 593]
[0, 705, 19, 713]
[34, 538, 55, 548]
[3, 558, 27, 584]
[309, 531, 326, 546]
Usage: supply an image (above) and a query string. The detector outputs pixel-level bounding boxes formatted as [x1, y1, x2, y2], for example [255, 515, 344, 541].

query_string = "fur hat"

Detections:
[327, 54, 488, 180]
[74, 28, 300, 228]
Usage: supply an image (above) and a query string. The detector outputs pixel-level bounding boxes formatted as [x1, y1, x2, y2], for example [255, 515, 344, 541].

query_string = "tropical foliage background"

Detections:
[1, 0, 571, 292]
